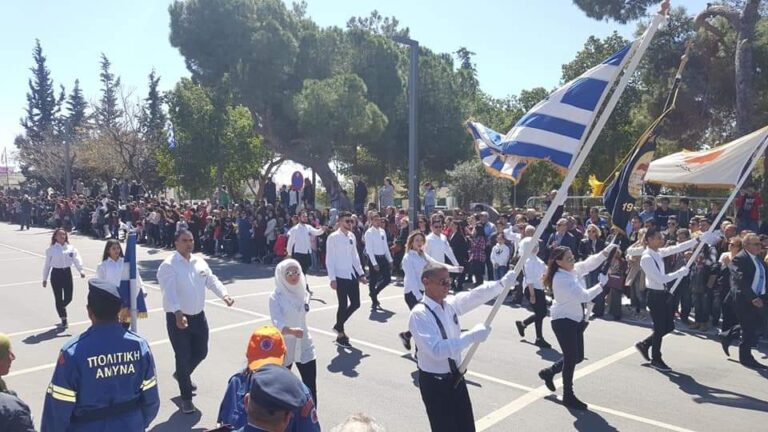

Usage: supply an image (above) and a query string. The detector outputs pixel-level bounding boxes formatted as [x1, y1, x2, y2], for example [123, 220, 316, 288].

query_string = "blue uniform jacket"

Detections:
[217, 370, 320, 432]
[41, 323, 160, 432]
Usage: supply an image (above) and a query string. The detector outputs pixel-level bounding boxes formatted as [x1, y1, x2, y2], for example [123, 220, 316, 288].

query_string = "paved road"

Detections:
[1, 223, 766, 431]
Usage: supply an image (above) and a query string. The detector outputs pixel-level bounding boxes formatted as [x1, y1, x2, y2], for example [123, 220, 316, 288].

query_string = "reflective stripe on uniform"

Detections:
[141, 377, 157, 391]
[48, 383, 77, 402]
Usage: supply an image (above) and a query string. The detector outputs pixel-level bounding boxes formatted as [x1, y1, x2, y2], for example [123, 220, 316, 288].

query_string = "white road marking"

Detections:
[475, 346, 638, 431]
[0, 280, 41, 288]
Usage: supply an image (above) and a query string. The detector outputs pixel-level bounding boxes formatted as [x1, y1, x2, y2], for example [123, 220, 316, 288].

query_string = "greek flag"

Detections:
[468, 43, 634, 179]
[118, 233, 148, 324]
[166, 121, 177, 149]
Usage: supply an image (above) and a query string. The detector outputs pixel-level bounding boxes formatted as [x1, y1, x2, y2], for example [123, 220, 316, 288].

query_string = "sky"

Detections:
[0, 0, 712, 184]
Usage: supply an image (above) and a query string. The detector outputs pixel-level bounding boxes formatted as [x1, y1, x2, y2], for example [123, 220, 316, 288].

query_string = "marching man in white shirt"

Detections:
[633, 227, 720, 371]
[287, 210, 325, 292]
[326, 211, 368, 348]
[515, 237, 552, 348]
[364, 212, 393, 309]
[42, 228, 86, 329]
[157, 229, 235, 414]
[425, 217, 460, 266]
[409, 262, 516, 432]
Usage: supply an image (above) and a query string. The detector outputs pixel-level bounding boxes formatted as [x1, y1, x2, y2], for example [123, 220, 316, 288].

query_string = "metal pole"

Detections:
[64, 139, 71, 196]
[407, 41, 419, 231]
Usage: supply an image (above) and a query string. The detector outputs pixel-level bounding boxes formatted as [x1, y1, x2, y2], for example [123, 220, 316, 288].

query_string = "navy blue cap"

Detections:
[249, 364, 306, 412]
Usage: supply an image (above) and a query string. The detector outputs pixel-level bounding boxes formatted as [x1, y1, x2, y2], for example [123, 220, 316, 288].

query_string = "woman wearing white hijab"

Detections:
[269, 258, 318, 404]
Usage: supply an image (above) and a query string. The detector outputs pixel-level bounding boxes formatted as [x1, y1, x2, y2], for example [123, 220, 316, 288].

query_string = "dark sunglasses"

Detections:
[285, 270, 301, 277]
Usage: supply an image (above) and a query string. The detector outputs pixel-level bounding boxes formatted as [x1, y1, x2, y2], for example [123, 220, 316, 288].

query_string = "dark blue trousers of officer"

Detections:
[166, 312, 209, 401]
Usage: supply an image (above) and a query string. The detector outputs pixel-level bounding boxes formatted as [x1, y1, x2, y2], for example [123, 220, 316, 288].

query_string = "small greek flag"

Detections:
[118, 233, 148, 323]
[166, 121, 177, 150]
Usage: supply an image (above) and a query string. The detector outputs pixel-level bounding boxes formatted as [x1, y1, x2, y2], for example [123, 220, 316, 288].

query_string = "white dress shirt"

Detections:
[746, 252, 766, 296]
[425, 232, 459, 266]
[96, 257, 145, 292]
[325, 230, 364, 281]
[503, 227, 522, 252]
[364, 226, 392, 266]
[42, 243, 84, 280]
[524, 255, 546, 291]
[640, 239, 697, 291]
[550, 252, 606, 322]
[401, 250, 462, 300]
[157, 252, 228, 315]
[491, 244, 511, 267]
[287, 223, 324, 255]
[409, 280, 504, 374]
[269, 291, 316, 365]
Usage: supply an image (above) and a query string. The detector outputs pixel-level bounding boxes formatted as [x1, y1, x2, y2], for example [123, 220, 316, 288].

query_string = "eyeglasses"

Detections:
[343, 220, 354, 225]
[433, 278, 451, 287]
[432, 224, 443, 228]
[285, 270, 301, 277]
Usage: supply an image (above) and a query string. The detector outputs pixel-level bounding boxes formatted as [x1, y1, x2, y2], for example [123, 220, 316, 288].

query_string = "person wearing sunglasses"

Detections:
[425, 216, 460, 270]
[409, 262, 517, 432]
[326, 211, 368, 348]
[269, 259, 318, 403]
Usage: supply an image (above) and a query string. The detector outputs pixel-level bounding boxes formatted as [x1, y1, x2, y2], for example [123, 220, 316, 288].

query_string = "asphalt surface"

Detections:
[1, 223, 767, 431]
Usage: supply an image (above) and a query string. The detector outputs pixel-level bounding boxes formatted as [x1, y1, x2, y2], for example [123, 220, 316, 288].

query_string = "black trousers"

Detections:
[293, 251, 311, 274]
[418, 371, 474, 432]
[522, 289, 547, 340]
[403, 292, 420, 338]
[641, 290, 675, 361]
[334, 277, 360, 333]
[736, 305, 763, 363]
[166, 312, 209, 401]
[288, 359, 318, 406]
[50, 268, 73, 318]
[368, 256, 391, 301]
[546, 318, 585, 394]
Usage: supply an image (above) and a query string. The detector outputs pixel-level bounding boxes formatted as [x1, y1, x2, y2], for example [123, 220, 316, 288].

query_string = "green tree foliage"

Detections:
[17, 40, 67, 186]
[168, 0, 473, 199]
[66, 79, 88, 133]
[96, 54, 122, 129]
[162, 78, 270, 198]
[446, 158, 509, 209]
[573, 0, 661, 24]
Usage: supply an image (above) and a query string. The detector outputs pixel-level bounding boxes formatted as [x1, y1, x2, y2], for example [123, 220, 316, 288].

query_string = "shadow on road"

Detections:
[665, 370, 768, 412]
[327, 345, 371, 378]
[149, 397, 206, 432]
[544, 395, 620, 432]
[22, 326, 68, 345]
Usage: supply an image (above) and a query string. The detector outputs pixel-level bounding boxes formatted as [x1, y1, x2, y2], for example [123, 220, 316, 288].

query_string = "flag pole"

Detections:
[457, 3, 669, 377]
[128, 232, 138, 332]
[669, 130, 768, 295]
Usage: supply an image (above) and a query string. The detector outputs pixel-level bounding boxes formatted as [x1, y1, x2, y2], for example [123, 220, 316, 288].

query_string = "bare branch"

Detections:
[695, 4, 740, 40]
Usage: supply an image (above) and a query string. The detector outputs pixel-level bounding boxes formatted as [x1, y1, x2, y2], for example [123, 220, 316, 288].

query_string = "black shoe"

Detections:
[534, 339, 552, 349]
[650, 359, 672, 371]
[635, 342, 650, 362]
[398, 332, 412, 350]
[60, 318, 68, 329]
[538, 369, 556, 392]
[173, 372, 198, 391]
[515, 321, 526, 338]
[180, 400, 197, 414]
[335, 336, 352, 348]
[562, 393, 588, 410]
[371, 300, 381, 310]
[720, 335, 732, 357]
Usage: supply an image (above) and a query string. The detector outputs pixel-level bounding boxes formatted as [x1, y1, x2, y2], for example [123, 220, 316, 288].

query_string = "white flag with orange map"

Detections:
[644, 126, 768, 188]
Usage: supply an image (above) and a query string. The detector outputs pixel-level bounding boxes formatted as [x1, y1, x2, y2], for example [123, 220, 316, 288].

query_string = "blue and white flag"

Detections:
[468, 43, 635, 177]
[166, 120, 177, 150]
[118, 233, 148, 323]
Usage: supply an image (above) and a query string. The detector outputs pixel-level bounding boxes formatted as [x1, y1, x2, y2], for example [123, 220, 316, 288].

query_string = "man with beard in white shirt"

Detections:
[287, 211, 325, 294]
[425, 216, 459, 267]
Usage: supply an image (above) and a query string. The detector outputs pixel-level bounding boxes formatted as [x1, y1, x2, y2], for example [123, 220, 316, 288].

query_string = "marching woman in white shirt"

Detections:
[398, 231, 462, 350]
[42, 228, 86, 329]
[515, 237, 552, 348]
[269, 258, 318, 404]
[633, 228, 719, 371]
[537, 244, 616, 410]
[96, 239, 148, 329]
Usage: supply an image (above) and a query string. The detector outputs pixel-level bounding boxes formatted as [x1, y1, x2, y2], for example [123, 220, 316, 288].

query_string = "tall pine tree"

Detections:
[142, 69, 165, 140]
[96, 53, 122, 128]
[66, 79, 88, 133]
[20, 39, 58, 144]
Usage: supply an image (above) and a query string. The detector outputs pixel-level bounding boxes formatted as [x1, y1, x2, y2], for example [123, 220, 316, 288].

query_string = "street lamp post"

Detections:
[393, 35, 419, 231]
[64, 138, 71, 196]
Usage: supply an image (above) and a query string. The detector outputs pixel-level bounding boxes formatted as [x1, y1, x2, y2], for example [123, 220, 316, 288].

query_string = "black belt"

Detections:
[72, 397, 140, 423]
[418, 369, 458, 381]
